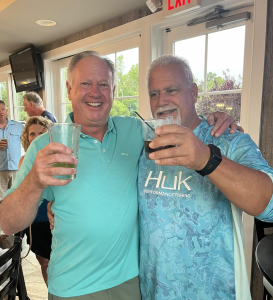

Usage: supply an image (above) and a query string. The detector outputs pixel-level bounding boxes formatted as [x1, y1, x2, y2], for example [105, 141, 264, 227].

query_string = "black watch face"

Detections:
[198, 144, 222, 176]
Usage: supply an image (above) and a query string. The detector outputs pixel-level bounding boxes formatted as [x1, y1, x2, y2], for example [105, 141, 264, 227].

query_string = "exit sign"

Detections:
[163, 0, 201, 18]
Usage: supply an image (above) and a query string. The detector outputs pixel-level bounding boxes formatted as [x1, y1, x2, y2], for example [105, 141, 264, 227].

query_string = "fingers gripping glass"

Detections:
[135, 112, 175, 160]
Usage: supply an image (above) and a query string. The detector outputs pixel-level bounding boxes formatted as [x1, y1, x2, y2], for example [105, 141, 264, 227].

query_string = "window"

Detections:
[174, 26, 245, 124]
[105, 47, 139, 117]
[0, 74, 13, 119]
[13, 91, 27, 121]
[60, 67, 72, 120]
[0, 81, 7, 105]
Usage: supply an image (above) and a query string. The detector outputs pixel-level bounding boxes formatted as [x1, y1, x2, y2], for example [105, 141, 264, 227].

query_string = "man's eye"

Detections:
[81, 82, 90, 86]
[150, 93, 158, 98]
[167, 89, 177, 94]
[100, 83, 108, 87]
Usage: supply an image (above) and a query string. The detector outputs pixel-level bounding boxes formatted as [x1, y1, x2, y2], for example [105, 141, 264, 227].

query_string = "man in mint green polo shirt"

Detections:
[0, 51, 239, 300]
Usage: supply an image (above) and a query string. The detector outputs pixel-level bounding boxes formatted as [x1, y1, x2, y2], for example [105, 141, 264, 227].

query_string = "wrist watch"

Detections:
[196, 144, 222, 177]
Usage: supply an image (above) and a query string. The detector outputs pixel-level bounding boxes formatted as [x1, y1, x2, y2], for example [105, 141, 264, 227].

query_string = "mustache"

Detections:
[155, 105, 178, 115]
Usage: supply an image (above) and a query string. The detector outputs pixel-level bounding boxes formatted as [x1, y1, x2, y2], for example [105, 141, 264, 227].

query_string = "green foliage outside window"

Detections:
[0, 82, 7, 105]
[195, 70, 242, 123]
[110, 55, 139, 117]
[16, 92, 27, 121]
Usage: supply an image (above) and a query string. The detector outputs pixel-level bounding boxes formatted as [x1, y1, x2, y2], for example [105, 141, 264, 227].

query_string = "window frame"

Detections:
[0, 73, 14, 120]
[164, 6, 254, 129]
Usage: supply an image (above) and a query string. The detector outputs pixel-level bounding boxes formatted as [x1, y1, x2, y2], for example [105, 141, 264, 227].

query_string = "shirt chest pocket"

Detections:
[9, 131, 21, 143]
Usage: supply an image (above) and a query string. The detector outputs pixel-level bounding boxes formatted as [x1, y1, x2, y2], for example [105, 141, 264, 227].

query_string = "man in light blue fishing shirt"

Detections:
[138, 55, 273, 300]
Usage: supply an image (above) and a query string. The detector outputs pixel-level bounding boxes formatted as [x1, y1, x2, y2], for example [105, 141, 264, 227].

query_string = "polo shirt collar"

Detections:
[5, 118, 11, 127]
[65, 112, 116, 136]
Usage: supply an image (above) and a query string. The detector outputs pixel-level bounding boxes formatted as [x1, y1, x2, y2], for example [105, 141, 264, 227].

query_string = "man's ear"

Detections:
[192, 83, 198, 104]
[66, 81, 72, 100]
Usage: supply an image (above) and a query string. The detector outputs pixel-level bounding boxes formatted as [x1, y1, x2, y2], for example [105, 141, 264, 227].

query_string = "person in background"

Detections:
[19, 116, 52, 284]
[138, 55, 273, 300]
[0, 100, 23, 203]
[23, 92, 57, 122]
[0, 51, 242, 300]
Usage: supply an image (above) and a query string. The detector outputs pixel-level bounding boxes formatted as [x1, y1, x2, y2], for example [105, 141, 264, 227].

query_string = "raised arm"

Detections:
[0, 143, 77, 235]
[148, 125, 273, 216]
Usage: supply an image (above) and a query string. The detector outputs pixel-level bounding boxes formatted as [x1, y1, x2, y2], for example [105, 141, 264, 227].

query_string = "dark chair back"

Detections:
[255, 219, 273, 241]
[255, 219, 273, 300]
[0, 236, 22, 300]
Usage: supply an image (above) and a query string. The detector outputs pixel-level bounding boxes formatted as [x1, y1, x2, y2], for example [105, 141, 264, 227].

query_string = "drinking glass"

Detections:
[141, 116, 174, 160]
[48, 123, 81, 179]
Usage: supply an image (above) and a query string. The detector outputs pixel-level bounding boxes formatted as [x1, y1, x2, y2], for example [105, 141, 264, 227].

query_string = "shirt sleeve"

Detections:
[4, 134, 53, 204]
[224, 133, 273, 221]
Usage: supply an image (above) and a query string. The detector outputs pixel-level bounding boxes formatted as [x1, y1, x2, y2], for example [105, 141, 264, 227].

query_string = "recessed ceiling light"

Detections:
[36, 20, 56, 27]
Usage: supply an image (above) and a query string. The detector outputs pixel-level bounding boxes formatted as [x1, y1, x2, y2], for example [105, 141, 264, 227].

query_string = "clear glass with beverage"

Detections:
[141, 116, 175, 160]
[1, 139, 7, 148]
[48, 123, 81, 179]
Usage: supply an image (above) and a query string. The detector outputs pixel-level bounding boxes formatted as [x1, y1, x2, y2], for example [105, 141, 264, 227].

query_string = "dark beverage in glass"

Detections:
[144, 140, 175, 160]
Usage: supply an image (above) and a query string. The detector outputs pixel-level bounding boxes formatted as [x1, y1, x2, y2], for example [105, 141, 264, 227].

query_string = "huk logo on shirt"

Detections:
[145, 171, 192, 191]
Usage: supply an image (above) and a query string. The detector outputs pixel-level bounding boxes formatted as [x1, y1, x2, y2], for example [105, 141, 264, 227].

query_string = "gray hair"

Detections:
[146, 55, 194, 89]
[67, 50, 116, 86]
[23, 92, 43, 106]
[0, 100, 6, 108]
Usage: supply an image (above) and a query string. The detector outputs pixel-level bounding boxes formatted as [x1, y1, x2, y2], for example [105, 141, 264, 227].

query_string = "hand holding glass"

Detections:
[141, 116, 175, 160]
[0, 139, 7, 148]
[48, 123, 81, 180]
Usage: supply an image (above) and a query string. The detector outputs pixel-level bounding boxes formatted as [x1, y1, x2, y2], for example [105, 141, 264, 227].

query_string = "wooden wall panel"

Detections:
[251, 0, 273, 299]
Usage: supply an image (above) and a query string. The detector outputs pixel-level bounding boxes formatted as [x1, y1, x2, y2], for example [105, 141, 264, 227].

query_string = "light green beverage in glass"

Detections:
[53, 163, 77, 168]
[53, 161, 78, 180]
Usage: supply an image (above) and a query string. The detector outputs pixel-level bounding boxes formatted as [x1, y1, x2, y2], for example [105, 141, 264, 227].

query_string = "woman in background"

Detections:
[19, 116, 52, 284]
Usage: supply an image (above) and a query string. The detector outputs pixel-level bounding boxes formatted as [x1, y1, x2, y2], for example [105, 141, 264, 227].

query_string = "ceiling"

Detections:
[0, 0, 147, 64]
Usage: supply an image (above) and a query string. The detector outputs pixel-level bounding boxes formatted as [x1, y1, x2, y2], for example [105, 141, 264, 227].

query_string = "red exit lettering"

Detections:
[168, 0, 191, 10]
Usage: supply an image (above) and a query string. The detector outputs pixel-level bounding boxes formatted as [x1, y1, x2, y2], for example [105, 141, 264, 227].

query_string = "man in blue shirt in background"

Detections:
[0, 100, 23, 202]
[138, 55, 273, 300]
[23, 92, 57, 122]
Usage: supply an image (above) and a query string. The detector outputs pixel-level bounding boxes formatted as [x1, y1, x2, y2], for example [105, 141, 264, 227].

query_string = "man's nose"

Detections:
[88, 84, 101, 98]
[157, 91, 169, 106]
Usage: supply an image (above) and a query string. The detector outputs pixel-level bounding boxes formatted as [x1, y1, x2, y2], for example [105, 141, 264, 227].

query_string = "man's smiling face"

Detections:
[148, 63, 199, 130]
[66, 56, 115, 130]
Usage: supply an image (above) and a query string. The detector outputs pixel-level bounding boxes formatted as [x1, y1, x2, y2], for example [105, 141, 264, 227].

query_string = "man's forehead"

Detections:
[0, 104, 6, 110]
[149, 65, 186, 89]
[76, 57, 110, 72]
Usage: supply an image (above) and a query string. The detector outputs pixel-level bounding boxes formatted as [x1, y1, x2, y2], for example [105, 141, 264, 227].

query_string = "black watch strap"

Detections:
[196, 144, 222, 177]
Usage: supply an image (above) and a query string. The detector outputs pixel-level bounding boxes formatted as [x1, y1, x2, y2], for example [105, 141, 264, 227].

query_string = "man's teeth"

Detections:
[87, 103, 102, 107]
[158, 109, 175, 115]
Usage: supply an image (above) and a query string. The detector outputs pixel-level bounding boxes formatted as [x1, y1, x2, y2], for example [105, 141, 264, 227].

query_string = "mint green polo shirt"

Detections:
[6, 113, 143, 297]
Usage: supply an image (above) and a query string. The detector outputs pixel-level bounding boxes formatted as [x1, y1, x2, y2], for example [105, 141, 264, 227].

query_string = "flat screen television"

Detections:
[9, 45, 43, 93]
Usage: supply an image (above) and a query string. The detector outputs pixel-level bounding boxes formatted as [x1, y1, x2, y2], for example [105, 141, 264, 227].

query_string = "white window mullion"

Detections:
[204, 34, 208, 94]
